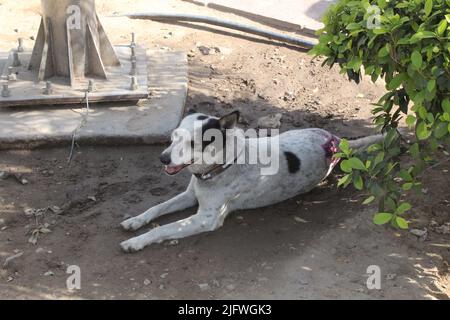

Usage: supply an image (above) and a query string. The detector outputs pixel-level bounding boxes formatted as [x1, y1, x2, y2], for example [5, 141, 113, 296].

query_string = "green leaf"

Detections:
[437, 20, 448, 36]
[427, 80, 436, 92]
[402, 182, 413, 191]
[378, 46, 390, 58]
[435, 122, 448, 139]
[395, 216, 409, 230]
[373, 213, 393, 225]
[353, 175, 363, 190]
[424, 0, 433, 17]
[387, 73, 407, 90]
[410, 31, 436, 43]
[340, 160, 352, 173]
[396, 202, 412, 215]
[362, 196, 375, 205]
[374, 151, 385, 165]
[373, 28, 388, 35]
[339, 139, 350, 155]
[443, 99, 450, 114]
[346, 22, 361, 30]
[406, 115, 416, 128]
[416, 121, 431, 140]
[411, 51, 423, 69]
[349, 157, 367, 171]
[398, 169, 413, 182]
[347, 57, 362, 71]
[338, 174, 352, 187]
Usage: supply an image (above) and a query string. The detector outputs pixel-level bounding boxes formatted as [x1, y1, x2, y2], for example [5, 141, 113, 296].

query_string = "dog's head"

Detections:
[160, 110, 240, 175]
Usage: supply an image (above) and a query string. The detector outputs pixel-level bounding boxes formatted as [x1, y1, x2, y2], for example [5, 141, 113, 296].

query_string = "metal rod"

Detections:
[119, 13, 316, 49]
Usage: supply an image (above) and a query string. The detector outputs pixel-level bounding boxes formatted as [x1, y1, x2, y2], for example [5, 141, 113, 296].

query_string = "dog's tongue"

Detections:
[165, 165, 185, 175]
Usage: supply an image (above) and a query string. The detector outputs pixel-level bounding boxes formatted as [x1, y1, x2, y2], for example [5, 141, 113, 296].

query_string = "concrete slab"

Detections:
[0, 50, 187, 149]
[185, 0, 336, 34]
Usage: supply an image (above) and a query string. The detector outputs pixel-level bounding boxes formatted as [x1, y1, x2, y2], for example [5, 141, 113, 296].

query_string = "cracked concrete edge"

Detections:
[0, 50, 188, 150]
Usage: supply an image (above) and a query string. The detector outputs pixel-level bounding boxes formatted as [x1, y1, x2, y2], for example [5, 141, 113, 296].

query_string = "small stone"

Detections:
[144, 279, 151, 286]
[160, 273, 169, 279]
[198, 46, 212, 55]
[356, 93, 365, 98]
[410, 228, 427, 238]
[435, 224, 450, 235]
[44, 271, 54, 276]
[226, 284, 235, 291]
[20, 179, 29, 185]
[198, 283, 210, 291]
[168, 240, 179, 246]
[386, 273, 397, 280]
[7, 276, 14, 282]
[35, 247, 45, 254]
[294, 216, 308, 223]
[159, 284, 165, 290]
[88, 196, 97, 202]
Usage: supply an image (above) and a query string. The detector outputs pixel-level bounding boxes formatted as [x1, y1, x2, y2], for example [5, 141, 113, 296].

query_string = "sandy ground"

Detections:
[0, 0, 449, 299]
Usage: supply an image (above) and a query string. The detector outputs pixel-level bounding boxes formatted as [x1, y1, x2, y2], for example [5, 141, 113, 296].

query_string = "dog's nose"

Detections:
[159, 152, 171, 165]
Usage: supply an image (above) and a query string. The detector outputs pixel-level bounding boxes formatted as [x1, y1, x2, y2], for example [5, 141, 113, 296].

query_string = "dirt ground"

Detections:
[0, 0, 449, 299]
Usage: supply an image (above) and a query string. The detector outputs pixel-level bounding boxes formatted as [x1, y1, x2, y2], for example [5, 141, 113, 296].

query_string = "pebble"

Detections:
[226, 284, 236, 291]
[386, 273, 397, 280]
[144, 279, 151, 286]
[198, 283, 210, 291]
[160, 273, 169, 279]
[44, 271, 54, 276]
[294, 216, 309, 223]
[410, 228, 427, 238]
[435, 224, 450, 235]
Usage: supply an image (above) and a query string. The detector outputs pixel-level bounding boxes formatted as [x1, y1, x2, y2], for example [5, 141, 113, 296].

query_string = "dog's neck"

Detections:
[188, 128, 246, 178]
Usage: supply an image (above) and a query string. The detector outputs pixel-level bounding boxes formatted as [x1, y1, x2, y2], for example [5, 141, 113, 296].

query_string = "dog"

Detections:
[120, 111, 383, 252]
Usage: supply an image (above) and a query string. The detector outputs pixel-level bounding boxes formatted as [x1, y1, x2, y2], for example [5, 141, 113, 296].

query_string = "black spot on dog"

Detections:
[197, 115, 208, 120]
[284, 152, 301, 173]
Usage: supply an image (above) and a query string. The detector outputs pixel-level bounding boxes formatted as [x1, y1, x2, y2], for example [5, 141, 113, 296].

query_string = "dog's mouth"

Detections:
[164, 164, 188, 175]
[164, 160, 194, 175]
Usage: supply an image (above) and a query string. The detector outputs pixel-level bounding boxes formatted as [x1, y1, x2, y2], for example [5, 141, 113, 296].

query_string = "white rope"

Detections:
[67, 90, 90, 164]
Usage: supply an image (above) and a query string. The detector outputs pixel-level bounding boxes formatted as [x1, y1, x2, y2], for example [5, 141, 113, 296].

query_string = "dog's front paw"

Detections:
[120, 238, 145, 253]
[121, 217, 144, 231]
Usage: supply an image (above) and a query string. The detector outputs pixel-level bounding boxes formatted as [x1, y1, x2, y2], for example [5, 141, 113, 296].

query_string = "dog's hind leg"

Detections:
[120, 205, 228, 253]
[121, 178, 197, 231]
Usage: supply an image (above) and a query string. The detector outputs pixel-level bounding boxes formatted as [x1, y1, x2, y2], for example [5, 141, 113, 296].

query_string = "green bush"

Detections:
[310, 0, 450, 229]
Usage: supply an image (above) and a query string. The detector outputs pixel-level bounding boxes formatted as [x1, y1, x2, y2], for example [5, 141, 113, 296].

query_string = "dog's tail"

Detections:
[346, 134, 385, 152]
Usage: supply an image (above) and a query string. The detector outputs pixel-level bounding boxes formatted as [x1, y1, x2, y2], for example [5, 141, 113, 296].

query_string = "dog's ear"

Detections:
[219, 111, 240, 129]
[186, 108, 197, 116]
